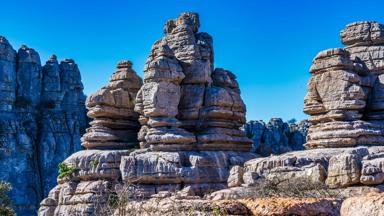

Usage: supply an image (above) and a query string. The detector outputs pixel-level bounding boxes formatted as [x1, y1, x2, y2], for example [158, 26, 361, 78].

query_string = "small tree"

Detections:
[287, 118, 297, 124]
[0, 181, 15, 216]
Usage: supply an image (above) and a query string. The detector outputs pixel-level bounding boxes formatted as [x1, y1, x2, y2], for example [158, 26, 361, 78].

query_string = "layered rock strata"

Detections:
[81, 61, 142, 149]
[38, 61, 142, 216]
[244, 118, 310, 156]
[304, 21, 384, 148]
[0, 36, 87, 215]
[134, 12, 252, 151]
[122, 12, 255, 198]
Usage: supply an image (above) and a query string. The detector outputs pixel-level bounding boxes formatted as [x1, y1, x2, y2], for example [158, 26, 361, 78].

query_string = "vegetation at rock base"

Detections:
[0, 181, 15, 216]
[246, 177, 342, 199]
[58, 162, 78, 179]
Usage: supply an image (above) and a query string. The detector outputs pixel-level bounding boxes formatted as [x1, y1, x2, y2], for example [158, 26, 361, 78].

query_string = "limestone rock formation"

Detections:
[244, 118, 310, 156]
[82, 60, 142, 149]
[241, 147, 384, 188]
[304, 21, 384, 148]
[0, 36, 87, 215]
[134, 12, 252, 151]
[122, 12, 255, 198]
[38, 61, 142, 216]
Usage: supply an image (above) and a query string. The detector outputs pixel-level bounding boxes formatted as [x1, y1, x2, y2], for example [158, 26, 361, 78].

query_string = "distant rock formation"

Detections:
[38, 61, 142, 216]
[304, 21, 384, 148]
[0, 37, 87, 215]
[244, 118, 310, 156]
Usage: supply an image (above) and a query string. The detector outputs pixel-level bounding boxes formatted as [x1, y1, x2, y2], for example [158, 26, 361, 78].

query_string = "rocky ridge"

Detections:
[0, 37, 87, 215]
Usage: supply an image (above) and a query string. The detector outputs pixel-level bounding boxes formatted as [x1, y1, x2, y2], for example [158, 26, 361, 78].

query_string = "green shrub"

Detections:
[0, 181, 15, 216]
[58, 163, 78, 179]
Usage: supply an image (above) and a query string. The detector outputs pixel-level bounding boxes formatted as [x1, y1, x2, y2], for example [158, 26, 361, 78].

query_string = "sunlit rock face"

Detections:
[0, 37, 87, 215]
[126, 12, 256, 198]
[38, 61, 142, 216]
[135, 12, 252, 151]
[304, 21, 384, 149]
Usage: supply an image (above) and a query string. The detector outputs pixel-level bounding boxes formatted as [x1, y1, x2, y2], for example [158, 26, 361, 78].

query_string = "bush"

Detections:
[0, 181, 15, 216]
[247, 177, 341, 199]
[58, 163, 78, 179]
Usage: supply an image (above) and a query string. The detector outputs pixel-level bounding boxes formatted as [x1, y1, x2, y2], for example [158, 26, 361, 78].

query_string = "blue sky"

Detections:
[2, 0, 384, 122]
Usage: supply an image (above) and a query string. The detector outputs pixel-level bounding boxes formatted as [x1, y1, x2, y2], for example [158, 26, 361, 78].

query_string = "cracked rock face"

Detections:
[304, 21, 384, 148]
[0, 36, 87, 215]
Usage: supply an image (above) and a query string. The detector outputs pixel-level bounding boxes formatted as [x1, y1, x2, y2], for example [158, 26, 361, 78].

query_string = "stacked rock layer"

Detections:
[0, 36, 87, 215]
[304, 21, 384, 148]
[123, 12, 256, 198]
[134, 12, 252, 151]
[82, 61, 142, 149]
[38, 62, 142, 216]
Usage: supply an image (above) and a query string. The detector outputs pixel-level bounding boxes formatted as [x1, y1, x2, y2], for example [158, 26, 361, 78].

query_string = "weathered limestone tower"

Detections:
[121, 12, 256, 197]
[38, 61, 142, 216]
[304, 21, 384, 148]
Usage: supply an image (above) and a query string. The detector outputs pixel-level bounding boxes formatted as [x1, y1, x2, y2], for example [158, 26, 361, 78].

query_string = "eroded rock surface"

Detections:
[134, 12, 252, 151]
[305, 21, 384, 148]
[39, 61, 142, 216]
[125, 12, 256, 198]
[0, 36, 87, 215]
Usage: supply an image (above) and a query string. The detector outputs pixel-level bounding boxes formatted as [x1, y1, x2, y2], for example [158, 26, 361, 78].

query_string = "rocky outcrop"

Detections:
[123, 12, 255, 198]
[38, 61, 142, 216]
[304, 21, 384, 148]
[244, 118, 310, 156]
[240, 146, 384, 189]
[81, 60, 142, 149]
[0, 36, 87, 215]
[134, 12, 252, 151]
[341, 192, 384, 216]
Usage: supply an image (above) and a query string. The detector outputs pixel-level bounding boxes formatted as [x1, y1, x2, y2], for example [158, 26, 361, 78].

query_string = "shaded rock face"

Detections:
[0, 37, 87, 215]
[304, 21, 384, 148]
[134, 12, 252, 151]
[244, 118, 310, 156]
[39, 61, 142, 216]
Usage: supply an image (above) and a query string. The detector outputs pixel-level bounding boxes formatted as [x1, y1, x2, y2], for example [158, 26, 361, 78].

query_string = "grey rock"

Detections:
[0, 37, 87, 215]
[244, 118, 310, 156]
[304, 21, 384, 149]
[82, 60, 142, 149]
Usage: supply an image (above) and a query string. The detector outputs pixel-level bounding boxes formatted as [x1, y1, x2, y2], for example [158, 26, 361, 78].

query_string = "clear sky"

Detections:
[1, 0, 384, 122]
